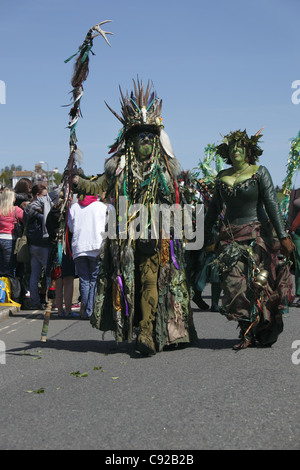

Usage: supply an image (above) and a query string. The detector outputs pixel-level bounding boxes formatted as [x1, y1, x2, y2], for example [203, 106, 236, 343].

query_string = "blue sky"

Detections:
[0, 0, 300, 187]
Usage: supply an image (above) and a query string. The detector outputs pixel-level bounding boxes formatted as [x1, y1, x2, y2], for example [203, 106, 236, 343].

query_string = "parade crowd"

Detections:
[0, 178, 107, 320]
[0, 80, 298, 355]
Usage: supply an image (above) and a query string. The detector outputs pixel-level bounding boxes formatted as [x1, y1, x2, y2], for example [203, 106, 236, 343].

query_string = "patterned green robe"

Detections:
[73, 151, 198, 351]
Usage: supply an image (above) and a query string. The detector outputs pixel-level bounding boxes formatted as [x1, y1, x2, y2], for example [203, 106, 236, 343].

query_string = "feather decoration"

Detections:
[104, 100, 124, 124]
[147, 92, 155, 111]
[160, 129, 175, 159]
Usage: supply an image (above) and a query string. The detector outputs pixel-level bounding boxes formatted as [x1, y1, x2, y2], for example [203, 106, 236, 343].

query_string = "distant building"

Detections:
[11, 170, 35, 188]
[11, 164, 58, 189]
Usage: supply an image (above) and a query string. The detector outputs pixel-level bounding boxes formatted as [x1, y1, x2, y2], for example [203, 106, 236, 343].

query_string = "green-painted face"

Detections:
[228, 141, 247, 164]
[134, 132, 154, 160]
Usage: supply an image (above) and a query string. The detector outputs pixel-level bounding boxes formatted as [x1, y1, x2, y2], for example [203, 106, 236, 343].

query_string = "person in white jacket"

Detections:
[67, 195, 107, 319]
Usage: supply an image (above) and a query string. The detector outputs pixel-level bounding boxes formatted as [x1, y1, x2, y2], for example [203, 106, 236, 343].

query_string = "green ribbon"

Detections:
[64, 43, 94, 64]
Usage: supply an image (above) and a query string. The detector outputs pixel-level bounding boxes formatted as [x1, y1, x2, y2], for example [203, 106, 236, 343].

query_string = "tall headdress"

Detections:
[105, 78, 175, 158]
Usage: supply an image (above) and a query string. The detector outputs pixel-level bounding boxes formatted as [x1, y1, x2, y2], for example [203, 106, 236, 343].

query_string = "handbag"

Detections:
[13, 209, 23, 238]
[14, 220, 30, 264]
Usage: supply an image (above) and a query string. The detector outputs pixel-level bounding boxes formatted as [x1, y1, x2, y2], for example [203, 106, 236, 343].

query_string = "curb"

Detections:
[0, 306, 20, 323]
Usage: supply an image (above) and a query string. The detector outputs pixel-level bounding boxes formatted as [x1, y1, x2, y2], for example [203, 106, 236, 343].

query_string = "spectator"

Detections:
[55, 236, 79, 318]
[67, 195, 107, 319]
[46, 195, 79, 318]
[14, 178, 32, 209]
[23, 184, 52, 309]
[0, 188, 23, 276]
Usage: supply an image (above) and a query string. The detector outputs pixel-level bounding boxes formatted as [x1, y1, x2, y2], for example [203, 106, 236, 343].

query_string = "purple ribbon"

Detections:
[170, 239, 180, 270]
[117, 275, 129, 316]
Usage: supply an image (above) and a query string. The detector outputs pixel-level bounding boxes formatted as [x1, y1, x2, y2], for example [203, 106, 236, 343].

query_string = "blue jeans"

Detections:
[29, 245, 51, 307]
[0, 238, 16, 276]
[74, 256, 100, 317]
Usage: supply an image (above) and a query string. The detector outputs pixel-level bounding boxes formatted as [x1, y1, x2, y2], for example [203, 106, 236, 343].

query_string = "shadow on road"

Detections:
[6, 335, 238, 361]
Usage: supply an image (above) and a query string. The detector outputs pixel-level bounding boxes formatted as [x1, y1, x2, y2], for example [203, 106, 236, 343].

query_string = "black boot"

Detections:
[210, 283, 221, 312]
[192, 291, 209, 310]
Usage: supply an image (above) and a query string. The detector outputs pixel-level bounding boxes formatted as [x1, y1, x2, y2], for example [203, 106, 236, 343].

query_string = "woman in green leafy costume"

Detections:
[72, 79, 197, 355]
[204, 129, 294, 349]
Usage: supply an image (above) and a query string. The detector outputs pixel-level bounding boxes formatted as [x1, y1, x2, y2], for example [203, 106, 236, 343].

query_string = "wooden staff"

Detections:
[40, 21, 113, 342]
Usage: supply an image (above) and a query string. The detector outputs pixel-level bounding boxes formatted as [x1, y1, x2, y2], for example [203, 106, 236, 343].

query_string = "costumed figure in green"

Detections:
[72, 79, 198, 355]
[204, 129, 294, 349]
[190, 144, 224, 311]
[282, 131, 300, 305]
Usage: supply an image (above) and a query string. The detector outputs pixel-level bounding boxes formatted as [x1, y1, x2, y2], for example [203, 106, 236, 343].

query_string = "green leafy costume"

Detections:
[73, 80, 197, 354]
[205, 131, 294, 347]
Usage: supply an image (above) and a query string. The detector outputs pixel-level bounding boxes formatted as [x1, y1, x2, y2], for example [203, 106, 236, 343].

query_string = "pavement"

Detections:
[0, 278, 80, 323]
[0, 305, 20, 322]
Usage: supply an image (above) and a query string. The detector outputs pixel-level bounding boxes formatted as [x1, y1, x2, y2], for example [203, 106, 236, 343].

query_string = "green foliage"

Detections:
[192, 143, 224, 182]
[0, 164, 22, 186]
[282, 131, 300, 192]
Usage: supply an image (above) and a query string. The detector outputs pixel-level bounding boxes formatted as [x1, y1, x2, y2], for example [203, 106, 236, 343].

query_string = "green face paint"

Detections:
[229, 141, 247, 165]
[134, 132, 154, 160]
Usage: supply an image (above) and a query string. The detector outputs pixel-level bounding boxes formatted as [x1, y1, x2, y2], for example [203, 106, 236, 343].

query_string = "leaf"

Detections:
[111, 377, 119, 380]
[25, 388, 45, 394]
[70, 371, 88, 378]
[93, 366, 103, 370]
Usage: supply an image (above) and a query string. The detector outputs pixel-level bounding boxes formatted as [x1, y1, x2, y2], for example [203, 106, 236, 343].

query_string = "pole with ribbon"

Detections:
[40, 21, 113, 342]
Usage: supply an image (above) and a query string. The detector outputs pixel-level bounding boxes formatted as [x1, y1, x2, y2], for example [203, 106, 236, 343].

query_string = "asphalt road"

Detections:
[0, 285, 299, 451]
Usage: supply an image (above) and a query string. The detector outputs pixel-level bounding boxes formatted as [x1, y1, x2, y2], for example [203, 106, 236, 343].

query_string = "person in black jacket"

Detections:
[23, 184, 52, 309]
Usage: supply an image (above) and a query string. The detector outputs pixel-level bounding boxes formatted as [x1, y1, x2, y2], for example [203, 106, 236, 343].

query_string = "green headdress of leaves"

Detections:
[216, 128, 264, 164]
